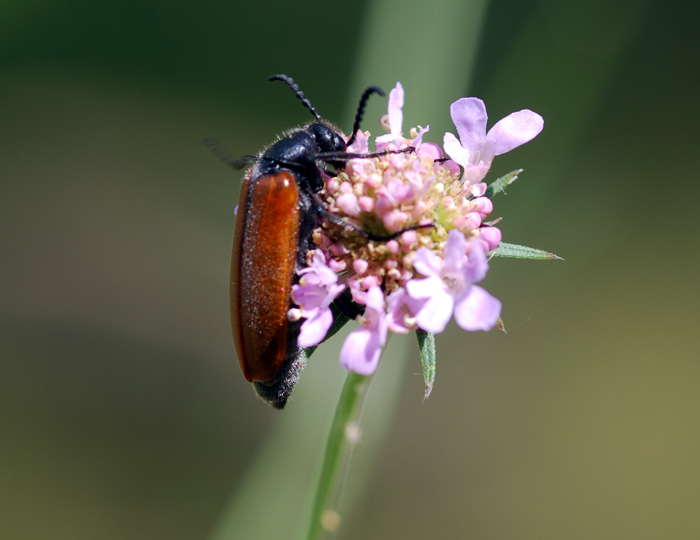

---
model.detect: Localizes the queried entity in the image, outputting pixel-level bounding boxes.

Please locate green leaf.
[496,318,507,333]
[485,169,522,198]
[416,329,436,399]
[488,242,563,260]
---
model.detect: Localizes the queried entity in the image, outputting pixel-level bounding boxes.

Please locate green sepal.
[305,303,351,359]
[485,169,522,198]
[416,329,436,399]
[488,242,563,260]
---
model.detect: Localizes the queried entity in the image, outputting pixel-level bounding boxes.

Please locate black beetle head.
[308,123,347,154]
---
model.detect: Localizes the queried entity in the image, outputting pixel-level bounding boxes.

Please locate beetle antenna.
[268,74,322,121]
[346,85,385,147]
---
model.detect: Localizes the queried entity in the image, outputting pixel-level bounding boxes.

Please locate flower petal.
[443,132,468,167]
[386,288,414,333]
[443,229,467,273]
[471,183,487,197]
[375,132,396,144]
[450,97,488,158]
[406,276,443,300]
[465,240,489,283]
[298,307,334,347]
[483,109,544,161]
[364,285,385,317]
[412,247,443,278]
[340,327,384,375]
[462,162,491,184]
[453,285,501,331]
[387,82,404,136]
[417,141,442,160]
[412,124,429,149]
[347,130,370,154]
[412,289,454,334]
[478,226,502,252]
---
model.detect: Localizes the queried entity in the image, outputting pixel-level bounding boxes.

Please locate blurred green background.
[2,0,699,538]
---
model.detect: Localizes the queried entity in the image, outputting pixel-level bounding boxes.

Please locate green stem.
[304,371,371,540]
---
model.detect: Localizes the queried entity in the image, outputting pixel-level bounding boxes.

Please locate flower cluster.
[290,83,543,376]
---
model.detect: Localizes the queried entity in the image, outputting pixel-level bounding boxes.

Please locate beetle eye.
[333,133,346,151]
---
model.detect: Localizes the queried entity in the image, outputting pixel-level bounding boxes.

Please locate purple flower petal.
[412,287,454,334]
[364,285,385,315]
[443,160,461,177]
[412,247,443,278]
[450,97,488,158]
[443,132,468,167]
[462,162,491,184]
[376,82,405,146]
[471,183,487,197]
[387,82,404,137]
[465,240,489,283]
[298,307,334,347]
[291,249,345,348]
[443,229,467,273]
[483,110,544,161]
[386,288,421,333]
[405,275,442,300]
[478,226,502,252]
[336,193,361,217]
[412,124,429,149]
[347,130,370,154]
[340,326,383,375]
[453,285,501,331]
[340,286,387,375]
[417,141,443,160]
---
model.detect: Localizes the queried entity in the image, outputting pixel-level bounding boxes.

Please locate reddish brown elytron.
[230,171,300,382]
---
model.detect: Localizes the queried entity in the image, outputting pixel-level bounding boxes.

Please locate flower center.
[442,273,464,295]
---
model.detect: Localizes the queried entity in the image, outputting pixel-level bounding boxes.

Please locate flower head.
[285,83,546,384]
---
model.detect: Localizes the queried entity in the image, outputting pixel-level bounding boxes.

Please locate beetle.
[219,74,393,408]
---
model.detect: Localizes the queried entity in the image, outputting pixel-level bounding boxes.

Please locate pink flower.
[385,288,423,334]
[406,229,501,334]
[412,125,430,151]
[340,286,388,375]
[443,98,543,184]
[291,250,346,347]
[376,83,405,150]
[347,129,370,154]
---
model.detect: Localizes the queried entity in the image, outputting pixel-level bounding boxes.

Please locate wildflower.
[290,250,346,348]
[287,82,551,389]
[376,82,430,153]
[347,129,370,154]
[375,83,405,149]
[443,97,544,190]
[406,230,501,334]
[340,286,388,375]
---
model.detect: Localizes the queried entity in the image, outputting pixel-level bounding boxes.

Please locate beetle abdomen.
[230,171,300,382]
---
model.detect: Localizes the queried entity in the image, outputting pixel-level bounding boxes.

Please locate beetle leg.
[312,196,435,241]
[313,146,415,162]
[332,289,365,320]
